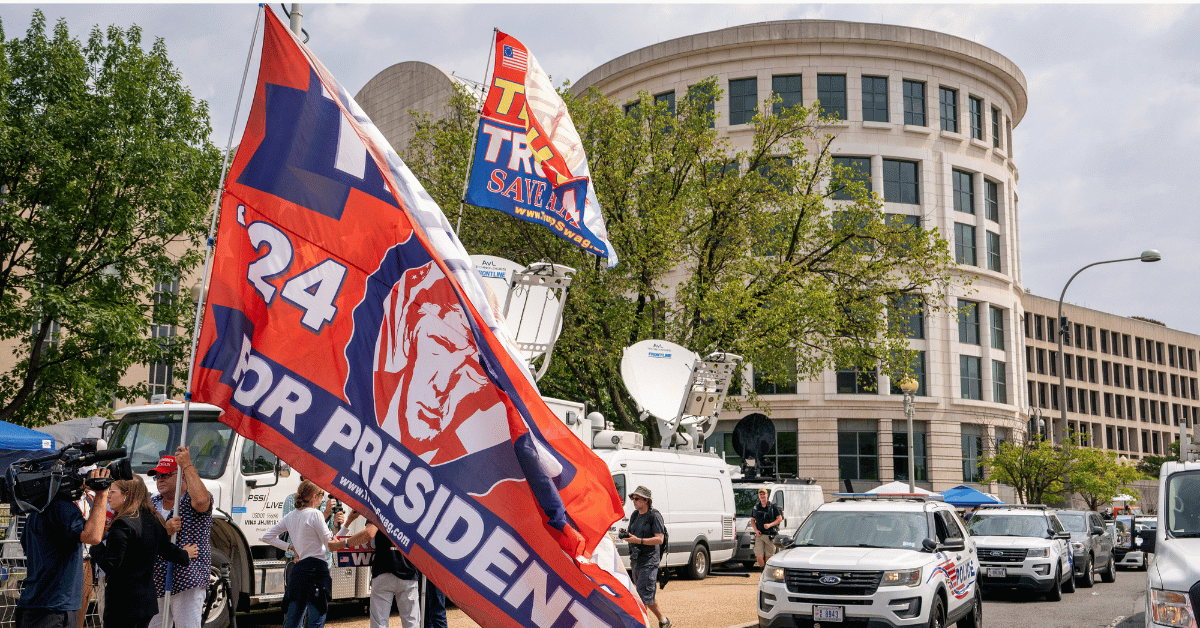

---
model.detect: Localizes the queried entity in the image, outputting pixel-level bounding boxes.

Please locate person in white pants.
[342,512,419,628]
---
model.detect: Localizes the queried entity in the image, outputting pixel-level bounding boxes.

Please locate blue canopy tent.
[941,484,1004,507]
[0,421,56,473]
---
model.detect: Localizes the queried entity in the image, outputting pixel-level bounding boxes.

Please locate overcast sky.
[3,3,1197,334]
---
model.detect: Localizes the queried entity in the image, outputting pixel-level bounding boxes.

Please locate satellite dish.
[469,255,564,364]
[732,413,776,478]
[620,340,700,422]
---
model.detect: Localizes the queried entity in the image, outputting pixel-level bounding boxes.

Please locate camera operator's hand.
[165,516,182,536]
[87,467,112,491]
[334,511,345,527]
[325,497,336,513]
[183,543,200,560]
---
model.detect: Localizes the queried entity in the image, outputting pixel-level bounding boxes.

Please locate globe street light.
[900,377,920,494]
[1055,250,1161,445]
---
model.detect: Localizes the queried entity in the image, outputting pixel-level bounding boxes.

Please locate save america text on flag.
[191,8,644,628]
[464,31,618,268]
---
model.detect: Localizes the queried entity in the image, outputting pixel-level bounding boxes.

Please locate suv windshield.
[1057,513,1087,533]
[966,514,1049,537]
[734,488,760,517]
[109,411,232,479]
[1166,471,1200,537]
[793,510,928,549]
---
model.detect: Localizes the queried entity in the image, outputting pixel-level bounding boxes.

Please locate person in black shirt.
[624,486,670,628]
[751,488,783,568]
[342,511,419,628]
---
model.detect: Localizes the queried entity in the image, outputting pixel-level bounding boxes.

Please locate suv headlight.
[1070,542,1083,551]
[1149,589,1198,628]
[762,566,787,583]
[881,568,921,587]
[1026,547,1050,558]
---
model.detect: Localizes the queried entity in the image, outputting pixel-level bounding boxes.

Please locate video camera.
[0,439,133,514]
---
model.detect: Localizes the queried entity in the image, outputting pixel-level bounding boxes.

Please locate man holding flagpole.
[148,447,213,628]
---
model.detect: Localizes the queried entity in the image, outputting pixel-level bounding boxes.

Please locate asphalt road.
[237,563,1151,628]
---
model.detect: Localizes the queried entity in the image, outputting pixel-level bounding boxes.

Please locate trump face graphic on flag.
[345,237,525,496]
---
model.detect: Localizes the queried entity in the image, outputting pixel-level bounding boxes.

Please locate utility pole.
[289,3,303,36]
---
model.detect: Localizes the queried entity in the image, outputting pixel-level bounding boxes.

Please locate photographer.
[16,467,112,628]
[622,486,671,628]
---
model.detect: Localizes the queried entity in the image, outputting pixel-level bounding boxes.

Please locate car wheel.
[1046,566,1063,601]
[1078,555,1094,588]
[928,595,945,628]
[1062,562,1076,593]
[1100,554,1116,583]
[956,588,982,628]
[686,544,710,580]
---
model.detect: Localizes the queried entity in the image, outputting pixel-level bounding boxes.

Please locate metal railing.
[0,539,104,628]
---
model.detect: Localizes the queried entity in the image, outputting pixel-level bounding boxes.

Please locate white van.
[594,447,736,579]
[731,480,824,567]
[1141,460,1200,628]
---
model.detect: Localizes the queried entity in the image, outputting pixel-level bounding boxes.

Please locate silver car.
[1052,509,1116,586]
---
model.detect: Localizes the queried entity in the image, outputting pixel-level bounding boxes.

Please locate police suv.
[758,496,981,628]
[965,505,1075,600]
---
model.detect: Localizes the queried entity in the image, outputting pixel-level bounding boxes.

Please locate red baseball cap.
[148,455,178,477]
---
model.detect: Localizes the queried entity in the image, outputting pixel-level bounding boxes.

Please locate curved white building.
[574,21,1030,497]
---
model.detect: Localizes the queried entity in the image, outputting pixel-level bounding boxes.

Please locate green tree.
[0,12,220,425]
[983,437,1075,505]
[406,79,959,442]
[1068,447,1143,511]
[1136,440,1180,478]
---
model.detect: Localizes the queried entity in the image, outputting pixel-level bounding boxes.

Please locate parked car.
[1114,514,1157,570]
[965,505,1075,600]
[1139,460,1200,628]
[758,495,981,628]
[1051,509,1116,586]
[731,479,823,568]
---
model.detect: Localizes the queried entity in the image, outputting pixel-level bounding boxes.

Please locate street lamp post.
[900,377,919,494]
[1054,250,1161,445]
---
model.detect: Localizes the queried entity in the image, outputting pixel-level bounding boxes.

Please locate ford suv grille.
[977,548,1026,563]
[784,570,883,596]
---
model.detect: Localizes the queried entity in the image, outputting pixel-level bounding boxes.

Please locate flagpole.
[453,28,498,236]
[165,4,263,623]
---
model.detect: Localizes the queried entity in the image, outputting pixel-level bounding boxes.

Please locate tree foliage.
[1137,439,1180,478]
[405,79,958,442]
[1068,447,1144,511]
[0,11,221,425]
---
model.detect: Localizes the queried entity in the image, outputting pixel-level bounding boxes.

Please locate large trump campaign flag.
[192,8,644,628]
[464,31,618,268]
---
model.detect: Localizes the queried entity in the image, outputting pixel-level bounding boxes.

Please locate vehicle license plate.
[813,606,844,622]
[987,567,1006,578]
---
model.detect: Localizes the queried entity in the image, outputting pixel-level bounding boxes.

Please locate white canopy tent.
[864,481,940,496]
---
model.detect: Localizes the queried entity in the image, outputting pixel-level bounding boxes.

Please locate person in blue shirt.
[17,468,112,628]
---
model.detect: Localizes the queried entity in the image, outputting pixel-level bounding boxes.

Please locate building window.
[836,364,879,394]
[903,80,926,126]
[831,156,872,200]
[729,77,758,125]
[753,360,797,395]
[714,425,798,477]
[961,424,985,482]
[889,294,925,339]
[953,169,974,214]
[892,422,928,482]
[985,179,1000,222]
[890,351,927,396]
[969,96,984,139]
[862,76,888,122]
[771,74,803,116]
[961,355,982,400]
[939,86,958,132]
[954,223,977,266]
[817,74,847,121]
[687,82,716,128]
[1086,326,1095,351]
[959,300,980,345]
[148,278,180,401]
[993,360,1008,404]
[1006,119,1013,155]
[990,306,1005,350]
[987,231,1001,272]
[883,159,920,204]
[624,101,640,117]
[991,106,1001,148]
[654,91,675,116]
[838,420,879,481]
